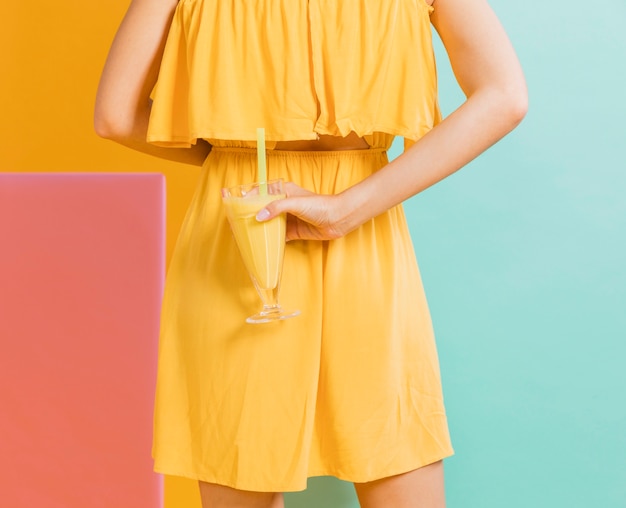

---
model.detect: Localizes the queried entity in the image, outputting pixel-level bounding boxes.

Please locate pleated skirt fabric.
[153,146,453,492]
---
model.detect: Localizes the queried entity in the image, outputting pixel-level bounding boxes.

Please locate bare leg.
[354,461,446,508]
[199,481,284,508]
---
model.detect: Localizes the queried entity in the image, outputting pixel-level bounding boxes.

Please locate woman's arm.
[259,0,528,240]
[94,0,211,166]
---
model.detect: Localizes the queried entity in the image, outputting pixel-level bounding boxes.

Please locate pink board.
[0,173,165,508]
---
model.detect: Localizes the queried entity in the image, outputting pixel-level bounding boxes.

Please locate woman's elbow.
[94,109,130,141]
[94,102,120,140]
[93,113,115,140]
[499,78,529,129]
[507,85,529,126]
[93,99,145,142]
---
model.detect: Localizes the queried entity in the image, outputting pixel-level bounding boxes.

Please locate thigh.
[353,461,446,508]
[199,481,284,508]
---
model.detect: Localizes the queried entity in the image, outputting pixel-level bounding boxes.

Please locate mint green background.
[286,1,626,506]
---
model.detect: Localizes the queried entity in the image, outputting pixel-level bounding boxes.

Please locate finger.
[285,215,299,242]
[256,196,306,221]
[283,181,314,198]
[285,216,316,242]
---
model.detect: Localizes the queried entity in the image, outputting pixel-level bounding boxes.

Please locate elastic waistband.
[211,146,387,158]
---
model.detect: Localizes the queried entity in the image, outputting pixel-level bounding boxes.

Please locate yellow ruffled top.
[147,0,441,148]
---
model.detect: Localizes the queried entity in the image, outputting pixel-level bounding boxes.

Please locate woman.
[95,0,527,507]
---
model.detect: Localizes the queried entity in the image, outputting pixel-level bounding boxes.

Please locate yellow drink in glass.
[221,179,300,323]
[223,194,285,290]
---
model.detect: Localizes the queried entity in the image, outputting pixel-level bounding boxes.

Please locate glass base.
[246,305,301,324]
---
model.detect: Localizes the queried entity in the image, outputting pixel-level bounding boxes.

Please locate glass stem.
[255,286,281,309]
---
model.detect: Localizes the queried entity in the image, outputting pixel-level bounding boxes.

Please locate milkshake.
[221,178,300,323]
[223,193,285,290]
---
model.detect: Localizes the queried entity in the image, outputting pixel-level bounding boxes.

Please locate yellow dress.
[149,0,453,492]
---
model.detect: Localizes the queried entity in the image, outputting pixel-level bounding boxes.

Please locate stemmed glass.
[221,178,300,324]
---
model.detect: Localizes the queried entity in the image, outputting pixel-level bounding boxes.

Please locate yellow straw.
[257,128,268,195]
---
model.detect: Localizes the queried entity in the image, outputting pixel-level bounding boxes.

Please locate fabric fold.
[147,0,440,147]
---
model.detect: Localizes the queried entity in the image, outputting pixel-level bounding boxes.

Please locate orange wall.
[2,2,201,507]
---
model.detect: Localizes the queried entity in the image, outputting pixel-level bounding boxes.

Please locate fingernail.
[256,208,270,221]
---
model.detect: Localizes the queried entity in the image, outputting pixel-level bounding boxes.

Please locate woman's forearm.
[259,87,526,241]
[335,85,527,231]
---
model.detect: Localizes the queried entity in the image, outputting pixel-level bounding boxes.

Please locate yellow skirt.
[153,146,454,492]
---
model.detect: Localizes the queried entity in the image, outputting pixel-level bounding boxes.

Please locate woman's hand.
[256,182,357,242]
